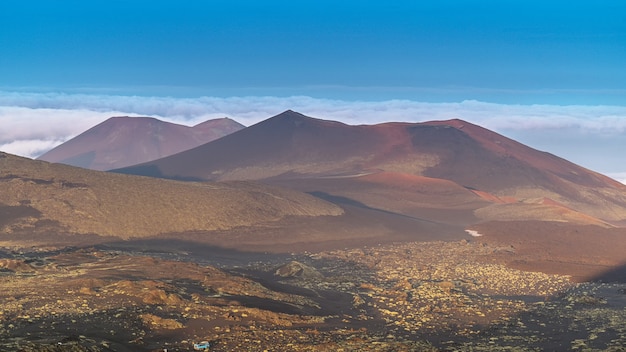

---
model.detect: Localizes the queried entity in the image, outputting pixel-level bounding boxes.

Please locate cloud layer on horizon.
[1,91,625,181]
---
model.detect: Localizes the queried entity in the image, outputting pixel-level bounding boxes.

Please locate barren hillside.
[115,111,626,225]
[1,152,341,241]
[38,116,244,170]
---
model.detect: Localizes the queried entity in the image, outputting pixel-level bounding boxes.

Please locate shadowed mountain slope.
[37,116,244,170]
[115,111,626,224]
[0,152,341,240]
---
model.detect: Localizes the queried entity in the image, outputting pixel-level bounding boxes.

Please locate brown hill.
[470,220,626,282]
[115,110,626,225]
[0,152,342,243]
[37,116,244,171]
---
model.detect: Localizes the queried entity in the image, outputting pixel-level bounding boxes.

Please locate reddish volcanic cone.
[115,111,432,180]
[37,116,243,171]
[115,111,626,224]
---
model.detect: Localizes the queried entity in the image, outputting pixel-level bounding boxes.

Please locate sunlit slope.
[38,116,244,170]
[1,152,342,239]
[115,111,626,225]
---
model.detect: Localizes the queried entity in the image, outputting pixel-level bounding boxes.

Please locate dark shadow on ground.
[441,264,626,350]
[591,262,626,283]
[308,191,440,224]
[96,238,294,267]
[109,164,205,181]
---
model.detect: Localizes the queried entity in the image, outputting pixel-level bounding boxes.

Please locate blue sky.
[1,1,626,181]
[1,0,625,103]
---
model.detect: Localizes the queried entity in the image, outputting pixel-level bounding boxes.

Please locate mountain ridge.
[37,116,244,170]
[114,111,626,225]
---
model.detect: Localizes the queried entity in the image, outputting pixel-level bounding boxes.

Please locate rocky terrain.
[3,113,626,351]
[1,239,625,351]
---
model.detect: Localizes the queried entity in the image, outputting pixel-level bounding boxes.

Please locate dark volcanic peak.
[253,109,349,130]
[114,110,378,180]
[114,112,626,224]
[37,116,244,171]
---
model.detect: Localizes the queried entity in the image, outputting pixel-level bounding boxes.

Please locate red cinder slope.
[422,119,624,190]
[37,116,244,171]
[114,111,626,223]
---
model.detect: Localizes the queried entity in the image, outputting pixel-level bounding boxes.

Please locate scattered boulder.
[438,281,456,294]
[0,258,35,273]
[274,261,323,280]
[140,313,184,329]
[141,289,183,305]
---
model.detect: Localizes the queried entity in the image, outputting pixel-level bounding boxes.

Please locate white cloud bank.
[1,91,625,182]
[0,106,146,158]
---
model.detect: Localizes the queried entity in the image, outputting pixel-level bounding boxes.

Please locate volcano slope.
[0,152,343,247]
[4,111,626,350]
[115,110,626,279]
[38,116,244,171]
